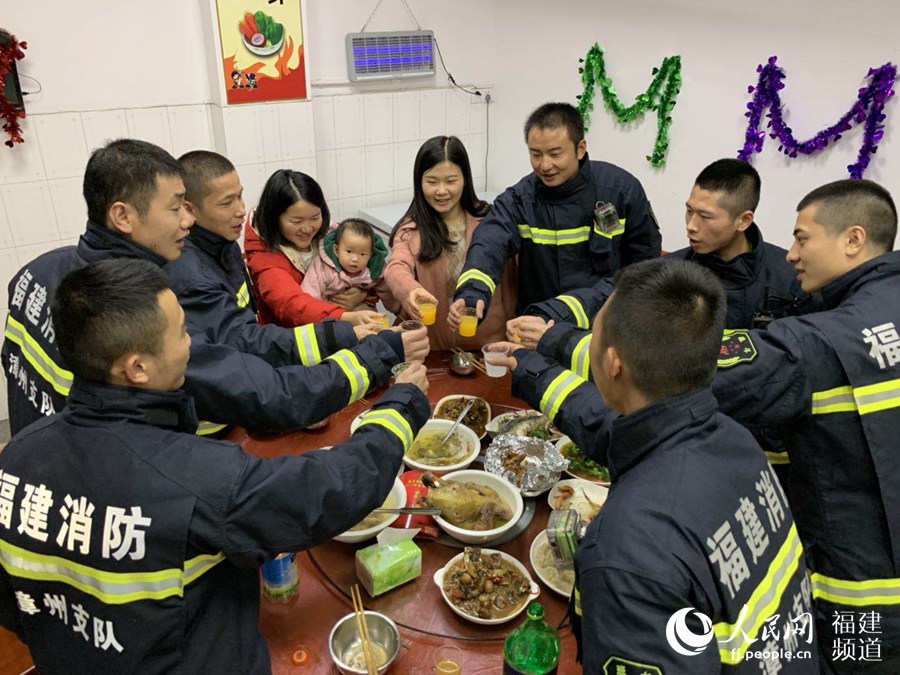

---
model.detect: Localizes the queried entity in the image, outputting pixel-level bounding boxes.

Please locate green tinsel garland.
[577,44,682,168]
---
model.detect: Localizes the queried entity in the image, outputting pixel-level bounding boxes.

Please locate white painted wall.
[485,0,900,252]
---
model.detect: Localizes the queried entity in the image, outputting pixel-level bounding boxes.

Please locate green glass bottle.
[502,603,561,674]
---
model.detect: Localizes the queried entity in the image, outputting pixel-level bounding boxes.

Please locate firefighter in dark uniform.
[711,180,900,673]
[447,101,660,329]
[166,151,384,369]
[487,259,817,673]
[1,139,428,437]
[0,260,431,674]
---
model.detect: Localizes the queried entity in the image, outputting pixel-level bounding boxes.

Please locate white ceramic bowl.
[402,419,481,473]
[432,549,540,624]
[242,33,285,57]
[529,530,575,598]
[433,395,492,440]
[555,436,611,485]
[430,469,523,545]
[334,478,406,544]
[546,479,609,524]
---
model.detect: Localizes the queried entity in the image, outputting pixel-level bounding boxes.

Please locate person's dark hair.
[796,179,897,253]
[389,136,489,263]
[599,258,727,402]
[83,139,184,226]
[53,260,171,383]
[523,102,585,147]
[253,170,330,250]
[334,218,376,249]
[694,159,761,219]
[178,150,236,205]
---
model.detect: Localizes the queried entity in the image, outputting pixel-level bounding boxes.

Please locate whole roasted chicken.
[422,473,513,531]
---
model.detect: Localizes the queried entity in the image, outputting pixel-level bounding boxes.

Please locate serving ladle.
[449,351,476,376]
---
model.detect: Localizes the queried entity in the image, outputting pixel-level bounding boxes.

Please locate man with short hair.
[1,139,427,436]
[449,101,660,322]
[486,259,817,673]
[165,151,379,369]
[0,259,430,674]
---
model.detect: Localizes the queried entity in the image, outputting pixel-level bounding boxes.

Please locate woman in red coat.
[244,170,382,327]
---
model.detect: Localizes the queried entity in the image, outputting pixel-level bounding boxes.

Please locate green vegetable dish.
[560,442,610,483]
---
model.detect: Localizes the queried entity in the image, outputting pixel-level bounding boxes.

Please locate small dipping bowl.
[329,610,401,675]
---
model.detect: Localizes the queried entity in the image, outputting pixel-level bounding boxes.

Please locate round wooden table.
[0,351,582,675]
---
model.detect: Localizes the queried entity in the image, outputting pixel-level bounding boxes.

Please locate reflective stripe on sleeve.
[326,350,370,404]
[573,585,582,617]
[195,421,228,436]
[4,316,73,396]
[811,573,900,607]
[592,219,626,239]
[539,370,584,424]
[0,538,224,605]
[355,409,414,452]
[518,224,590,246]
[556,295,590,329]
[811,379,900,416]
[715,525,804,664]
[235,282,251,309]
[571,333,592,382]
[765,451,791,466]
[455,269,497,296]
[294,324,322,366]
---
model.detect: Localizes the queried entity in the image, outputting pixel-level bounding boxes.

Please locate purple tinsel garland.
[738,56,896,179]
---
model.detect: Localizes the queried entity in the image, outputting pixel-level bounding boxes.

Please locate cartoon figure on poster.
[216,0,308,103]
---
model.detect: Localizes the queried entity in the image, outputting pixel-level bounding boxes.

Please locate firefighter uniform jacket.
[712,250,900,669]
[510,353,817,672]
[0,378,429,674]
[2,222,406,436]
[452,154,660,314]
[165,226,357,368]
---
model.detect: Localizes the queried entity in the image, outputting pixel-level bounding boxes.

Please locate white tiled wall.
[0,86,488,421]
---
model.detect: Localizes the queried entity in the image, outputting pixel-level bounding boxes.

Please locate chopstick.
[452,348,489,375]
[351,584,378,675]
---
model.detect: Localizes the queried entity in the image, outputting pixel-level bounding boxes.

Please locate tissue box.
[355,539,422,597]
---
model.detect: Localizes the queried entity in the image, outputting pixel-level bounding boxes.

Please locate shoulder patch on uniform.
[603,656,664,675]
[718,329,758,369]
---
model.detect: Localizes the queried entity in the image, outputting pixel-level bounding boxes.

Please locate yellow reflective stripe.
[765,451,791,466]
[571,333,592,382]
[195,421,228,436]
[294,324,322,366]
[235,282,251,309]
[0,538,224,605]
[811,379,900,416]
[539,370,584,424]
[574,585,582,617]
[4,316,73,396]
[356,409,414,452]
[715,525,803,664]
[455,269,496,295]
[811,572,900,607]
[556,295,590,329]
[812,385,856,415]
[326,350,370,404]
[518,224,590,246]
[592,218,626,239]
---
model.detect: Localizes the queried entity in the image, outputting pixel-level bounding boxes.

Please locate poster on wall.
[215,0,307,104]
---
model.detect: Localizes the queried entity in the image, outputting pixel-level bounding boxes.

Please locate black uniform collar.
[818,250,900,310]
[534,153,592,201]
[65,379,199,434]
[188,225,239,269]
[605,388,718,481]
[78,221,169,268]
[687,223,765,286]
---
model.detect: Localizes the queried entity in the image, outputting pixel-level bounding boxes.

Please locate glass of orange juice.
[458,308,478,337]
[433,645,463,674]
[377,314,392,330]
[419,301,437,326]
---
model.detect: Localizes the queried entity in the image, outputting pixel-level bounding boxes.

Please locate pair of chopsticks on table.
[451,348,488,375]
[351,584,378,675]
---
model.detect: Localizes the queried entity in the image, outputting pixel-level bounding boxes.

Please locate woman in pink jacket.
[385,136,517,351]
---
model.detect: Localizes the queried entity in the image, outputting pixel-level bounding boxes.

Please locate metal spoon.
[433,399,475,455]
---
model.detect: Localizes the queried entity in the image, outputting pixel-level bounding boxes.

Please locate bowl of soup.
[334,477,406,544]
[403,419,480,473]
